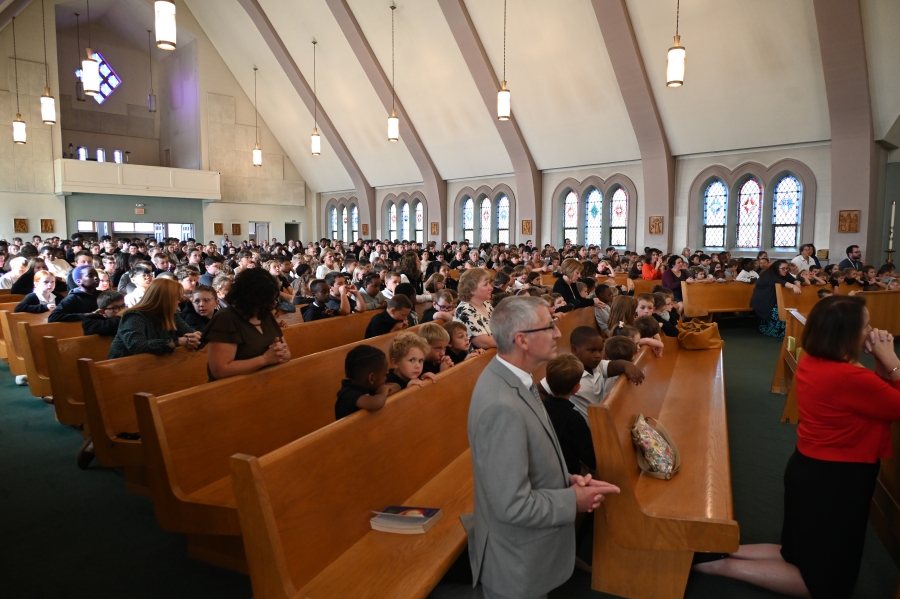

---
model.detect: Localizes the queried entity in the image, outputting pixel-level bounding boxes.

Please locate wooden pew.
[20,321,84,399]
[633,279,658,295]
[871,421,900,571]
[775,284,821,323]
[681,281,755,318]
[46,335,113,429]
[228,354,492,598]
[0,311,49,378]
[856,290,900,335]
[279,310,377,356]
[837,282,863,295]
[131,325,427,571]
[588,337,739,599]
[773,310,806,424]
[0,302,22,360]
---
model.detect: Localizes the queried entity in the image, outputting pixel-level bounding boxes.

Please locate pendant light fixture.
[74,13,86,101]
[497,0,510,121]
[386,3,399,142]
[147,31,157,113]
[11,17,26,144]
[311,40,320,156]
[252,67,262,167]
[155,1,177,51]
[39,0,56,125]
[81,0,100,97]
[666,0,685,88]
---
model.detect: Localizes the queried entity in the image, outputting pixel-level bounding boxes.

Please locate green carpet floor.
[0,323,896,598]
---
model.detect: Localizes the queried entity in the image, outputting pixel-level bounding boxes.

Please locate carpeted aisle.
[0,324,896,598]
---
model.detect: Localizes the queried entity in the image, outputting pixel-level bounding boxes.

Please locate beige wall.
[201,201,307,246]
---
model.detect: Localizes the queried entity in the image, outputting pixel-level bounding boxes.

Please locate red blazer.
[641,263,661,280]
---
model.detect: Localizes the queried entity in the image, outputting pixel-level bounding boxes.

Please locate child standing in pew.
[634,315,665,357]
[599,336,639,398]
[334,345,402,420]
[82,290,125,336]
[606,295,637,337]
[385,332,437,389]
[543,353,596,475]
[364,295,412,339]
[418,322,454,375]
[443,320,485,365]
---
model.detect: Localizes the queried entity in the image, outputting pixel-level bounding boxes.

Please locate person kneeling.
[334,345,401,420]
[385,332,436,389]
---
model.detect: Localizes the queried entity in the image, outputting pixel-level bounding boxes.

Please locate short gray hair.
[491,296,546,354]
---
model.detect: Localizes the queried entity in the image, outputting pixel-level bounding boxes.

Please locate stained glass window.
[330,207,338,240]
[388,203,397,240]
[585,189,602,246]
[415,201,424,243]
[609,187,628,247]
[351,204,359,240]
[400,202,410,241]
[703,180,728,247]
[736,178,762,248]
[480,198,492,244]
[341,206,349,241]
[75,52,121,105]
[497,196,510,244]
[773,176,802,248]
[563,191,578,244]
[462,197,474,242]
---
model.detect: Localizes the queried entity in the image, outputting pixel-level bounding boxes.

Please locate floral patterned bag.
[630,414,680,480]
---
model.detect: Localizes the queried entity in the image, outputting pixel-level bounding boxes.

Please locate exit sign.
[135,208,145,215]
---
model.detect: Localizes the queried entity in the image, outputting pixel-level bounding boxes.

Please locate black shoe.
[76,437,95,470]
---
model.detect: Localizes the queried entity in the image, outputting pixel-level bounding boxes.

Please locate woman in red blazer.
[694,295,900,598]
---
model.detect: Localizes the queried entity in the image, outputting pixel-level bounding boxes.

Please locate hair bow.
[619,320,625,328]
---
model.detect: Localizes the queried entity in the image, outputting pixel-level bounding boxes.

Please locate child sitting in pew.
[303,280,336,322]
[543,353,596,475]
[443,320,485,365]
[593,284,615,337]
[607,295,637,337]
[394,283,420,326]
[385,332,436,389]
[49,266,99,322]
[418,322,454,375]
[82,290,125,336]
[323,271,367,315]
[634,315,665,357]
[358,272,387,310]
[364,295,412,338]
[421,289,455,323]
[334,345,401,420]
[817,287,833,299]
[651,292,679,337]
[14,271,60,313]
[600,336,639,397]
[180,284,218,331]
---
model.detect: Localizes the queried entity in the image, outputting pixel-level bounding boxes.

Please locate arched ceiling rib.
[861,0,900,142]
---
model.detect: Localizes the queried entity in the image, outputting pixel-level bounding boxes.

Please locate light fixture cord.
[391,4,395,112]
[41,0,49,85]
[676,0,680,36]
[148,30,153,88]
[75,13,81,58]
[86,0,91,49]
[502,0,506,81]
[254,68,258,144]
[12,16,19,114]
[313,41,317,128]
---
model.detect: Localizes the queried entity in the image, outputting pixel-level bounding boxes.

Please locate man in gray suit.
[463,296,619,599]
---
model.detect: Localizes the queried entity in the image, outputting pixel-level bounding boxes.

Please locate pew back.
[20,321,84,398]
[46,335,113,427]
[681,281,755,317]
[837,282,864,295]
[775,284,822,322]
[857,290,900,335]
[279,311,377,356]
[633,279,658,295]
[0,311,49,376]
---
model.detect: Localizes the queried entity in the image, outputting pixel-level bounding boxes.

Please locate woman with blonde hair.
[453,268,497,350]
[108,278,201,359]
[552,258,604,311]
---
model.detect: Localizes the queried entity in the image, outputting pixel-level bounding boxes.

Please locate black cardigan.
[750,272,794,321]
[552,277,593,311]
[14,292,62,314]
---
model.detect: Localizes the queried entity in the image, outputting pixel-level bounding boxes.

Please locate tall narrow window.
[563,191,578,243]
[480,198,491,244]
[609,187,628,247]
[736,178,762,248]
[388,203,397,240]
[351,204,359,240]
[703,180,728,247]
[341,206,349,241]
[330,207,338,240]
[462,197,474,241]
[584,189,602,246]
[400,202,410,241]
[497,196,510,244]
[773,175,802,248]
[414,201,424,243]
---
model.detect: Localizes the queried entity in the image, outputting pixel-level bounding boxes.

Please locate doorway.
[249,222,269,243]
[284,223,300,243]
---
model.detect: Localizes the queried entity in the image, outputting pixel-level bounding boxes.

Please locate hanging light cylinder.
[39,0,56,125]
[387,4,399,142]
[497,81,510,121]
[387,109,399,142]
[11,17,26,144]
[252,143,262,167]
[311,128,321,155]
[155,1,177,51]
[666,36,685,87]
[13,116,26,144]
[252,67,261,167]
[82,1,99,96]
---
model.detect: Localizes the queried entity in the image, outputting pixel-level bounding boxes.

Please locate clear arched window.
[609,187,628,247]
[341,206,349,241]
[584,189,602,246]
[773,175,802,248]
[563,191,578,243]
[400,202,410,241]
[462,197,474,242]
[480,198,492,244]
[703,180,728,247]
[497,196,510,244]
[388,203,397,240]
[351,204,359,240]
[414,201,424,243]
[330,206,338,240]
[736,178,763,248]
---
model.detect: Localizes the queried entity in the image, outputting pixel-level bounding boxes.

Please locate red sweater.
[795,355,900,463]
[641,263,661,280]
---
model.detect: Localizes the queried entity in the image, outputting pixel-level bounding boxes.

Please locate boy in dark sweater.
[180,284,218,331]
[82,290,125,336]
[334,345,401,420]
[303,280,337,322]
[384,332,435,389]
[50,266,99,322]
[443,320,485,364]
[543,353,596,475]
[364,295,412,339]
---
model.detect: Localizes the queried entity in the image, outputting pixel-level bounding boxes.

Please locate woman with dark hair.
[204,267,290,381]
[750,260,804,338]
[661,255,694,310]
[397,250,425,294]
[641,249,663,280]
[695,295,900,599]
[791,244,816,272]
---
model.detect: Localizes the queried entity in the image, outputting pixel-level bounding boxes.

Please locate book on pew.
[370,506,443,534]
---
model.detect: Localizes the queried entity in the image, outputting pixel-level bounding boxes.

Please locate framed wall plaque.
[40,219,54,233]
[838,210,860,233]
[361,224,369,236]
[430,222,439,236]
[232,223,242,236]
[649,216,664,235]
[13,218,27,233]
[213,223,224,236]
[521,220,532,236]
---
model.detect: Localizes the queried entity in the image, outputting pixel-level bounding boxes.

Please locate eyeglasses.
[105,305,125,312]
[518,321,559,335]
[435,304,454,312]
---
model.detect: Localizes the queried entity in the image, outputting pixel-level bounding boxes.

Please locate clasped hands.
[571,473,620,513]
[263,336,291,365]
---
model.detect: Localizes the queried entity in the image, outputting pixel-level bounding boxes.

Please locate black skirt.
[780,448,880,599]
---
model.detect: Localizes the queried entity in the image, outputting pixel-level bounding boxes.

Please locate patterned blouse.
[454,300,493,343]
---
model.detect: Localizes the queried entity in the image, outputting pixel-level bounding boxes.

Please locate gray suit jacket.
[463,357,577,597]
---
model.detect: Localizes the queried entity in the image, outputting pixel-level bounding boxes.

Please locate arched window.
[497,196,510,244]
[773,175,802,248]
[341,206,349,241]
[480,198,491,244]
[584,189,602,246]
[736,178,762,248]
[414,201,424,243]
[351,204,359,240]
[388,203,397,240]
[400,202,410,241]
[330,206,338,240]
[462,197,474,242]
[703,180,728,247]
[563,191,578,243]
[609,187,628,247]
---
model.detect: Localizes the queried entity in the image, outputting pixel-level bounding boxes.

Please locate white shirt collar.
[496,355,534,389]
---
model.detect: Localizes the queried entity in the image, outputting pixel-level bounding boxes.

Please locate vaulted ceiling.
[182,0,899,195]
